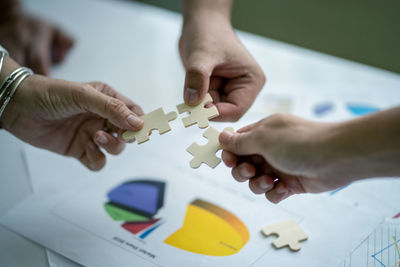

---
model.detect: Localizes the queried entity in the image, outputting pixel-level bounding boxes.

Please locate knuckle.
[187,64,209,78]
[229,110,243,122]
[266,113,288,127]
[106,98,126,114]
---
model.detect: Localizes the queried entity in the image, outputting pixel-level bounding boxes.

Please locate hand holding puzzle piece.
[122,93,226,168]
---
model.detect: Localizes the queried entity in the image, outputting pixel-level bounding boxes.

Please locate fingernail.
[276,184,287,194]
[259,179,271,190]
[95,133,108,145]
[239,167,252,178]
[127,114,143,128]
[185,88,199,104]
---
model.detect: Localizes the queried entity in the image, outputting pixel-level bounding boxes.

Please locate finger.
[265,182,291,204]
[94,130,125,155]
[231,162,256,183]
[212,102,243,122]
[213,79,261,121]
[52,27,74,63]
[248,174,275,194]
[221,150,238,167]
[81,141,106,171]
[237,122,258,133]
[89,82,144,116]
[183,51,218,105]
[219,130,260,156]
[76,84,144,131]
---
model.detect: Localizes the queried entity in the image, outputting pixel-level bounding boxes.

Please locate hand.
[1,75,144,170]
[179,13,265,121]
[219,114,352,203]
[0,14,74,75]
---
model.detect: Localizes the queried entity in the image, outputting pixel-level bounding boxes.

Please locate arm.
[322,107,400,179]
[180,0,265,121]
[219,109,400,203]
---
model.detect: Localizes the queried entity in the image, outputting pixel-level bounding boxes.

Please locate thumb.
[219,130,260,156]
[184,52,217,105]
[77,85,143,131]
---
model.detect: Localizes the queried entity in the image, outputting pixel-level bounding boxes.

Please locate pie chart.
[164,199,249,256]
[104,179,165,239]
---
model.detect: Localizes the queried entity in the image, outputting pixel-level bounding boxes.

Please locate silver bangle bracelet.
[0,45,9,75]
[0,67,33,119]
[0,67,30,100]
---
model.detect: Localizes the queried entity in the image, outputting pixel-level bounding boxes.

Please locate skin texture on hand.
[180,0,265,122]
[1,59,144,170]
[219,111,400,203]
[0,7,74,75]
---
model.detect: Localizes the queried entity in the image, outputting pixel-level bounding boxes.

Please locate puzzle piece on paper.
[122,108,177,144]
[261,220,308,251]
[187,127,234,169]
[176,93,219,129]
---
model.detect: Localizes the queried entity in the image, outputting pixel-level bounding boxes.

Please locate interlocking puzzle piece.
[186,127,234,169]
[261,220,308,251]
[176,93,219,128]
[122,108,177,144]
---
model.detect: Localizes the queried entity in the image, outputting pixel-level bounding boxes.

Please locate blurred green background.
[134,0,400,73]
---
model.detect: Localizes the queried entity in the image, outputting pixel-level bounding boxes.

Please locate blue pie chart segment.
[107,182,162,216]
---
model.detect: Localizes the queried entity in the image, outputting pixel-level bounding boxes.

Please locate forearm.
[182,0,232,25]
[323,107,400,180]
[0,0,22,23]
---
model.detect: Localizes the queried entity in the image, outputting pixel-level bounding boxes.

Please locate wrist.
[0,56,36,131]
[182,0,232,28]
[316,122,362,181]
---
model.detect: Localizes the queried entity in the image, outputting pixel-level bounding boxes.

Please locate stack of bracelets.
[0,44,33,119]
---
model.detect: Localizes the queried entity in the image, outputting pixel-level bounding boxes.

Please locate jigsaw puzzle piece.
[176,93,219,129]
[187,127,234,169]
[122,108,177,144]
[261,220,308,251]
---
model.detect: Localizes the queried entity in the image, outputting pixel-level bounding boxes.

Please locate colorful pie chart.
[104,179,165,239]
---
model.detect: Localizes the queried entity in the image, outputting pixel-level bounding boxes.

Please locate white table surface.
[1,0,399,266]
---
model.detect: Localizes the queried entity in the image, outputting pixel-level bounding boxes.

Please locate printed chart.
[312,101,381,117]
[164,198,249,256]
[340,214,400,267]
[104,179,165,239]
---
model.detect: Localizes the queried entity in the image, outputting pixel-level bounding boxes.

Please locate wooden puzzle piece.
[186,127,234,169]
[261,220,308,251]
[176,93,219,129]
[122,108,177,144]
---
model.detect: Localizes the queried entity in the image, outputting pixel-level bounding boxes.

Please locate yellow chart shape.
[164,199,249,256]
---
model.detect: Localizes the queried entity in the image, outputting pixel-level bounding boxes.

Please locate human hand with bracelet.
[180,0,266,122]
[0,46,144,170]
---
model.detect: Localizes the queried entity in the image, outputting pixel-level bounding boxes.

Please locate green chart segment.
[104,203,149,221]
